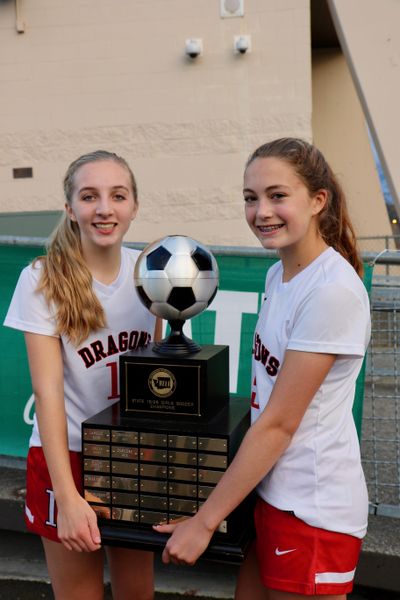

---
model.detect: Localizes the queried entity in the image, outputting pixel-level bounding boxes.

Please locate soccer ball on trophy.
[134,235,219,355]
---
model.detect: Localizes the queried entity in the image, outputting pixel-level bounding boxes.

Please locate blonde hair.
[35,150,137,346]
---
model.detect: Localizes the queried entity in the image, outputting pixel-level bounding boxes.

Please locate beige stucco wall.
[328,0,400,211]
[312,49,392,253]
[0,0,311,246]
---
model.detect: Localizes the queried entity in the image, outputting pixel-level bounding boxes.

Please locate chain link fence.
[363,255,400,517]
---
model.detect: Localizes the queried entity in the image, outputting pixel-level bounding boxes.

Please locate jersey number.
[106,361,120,400]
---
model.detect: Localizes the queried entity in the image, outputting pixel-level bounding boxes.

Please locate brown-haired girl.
[155,138,371,600]
[5,150,160,599]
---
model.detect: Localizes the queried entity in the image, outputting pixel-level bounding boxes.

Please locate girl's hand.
[153,515,214,566]
[56,492,102,553]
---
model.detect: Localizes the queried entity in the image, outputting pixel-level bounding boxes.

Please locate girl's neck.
[280,236,328,282]
[83,244,123,285]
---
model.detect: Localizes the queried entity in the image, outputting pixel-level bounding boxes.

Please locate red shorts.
[25,447,83,543]
[254,499,362,596]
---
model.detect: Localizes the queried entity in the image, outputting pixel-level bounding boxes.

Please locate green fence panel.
[0,245,45,457]
[0,244,372,457]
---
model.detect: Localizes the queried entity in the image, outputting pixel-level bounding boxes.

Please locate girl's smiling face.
[66,159,137,254]
[243,157,326,254]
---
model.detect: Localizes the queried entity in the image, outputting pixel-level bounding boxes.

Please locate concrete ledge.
[0,465,26,533]
[1,464,399,593]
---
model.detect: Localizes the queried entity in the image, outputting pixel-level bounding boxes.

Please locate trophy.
[82,236,253,562]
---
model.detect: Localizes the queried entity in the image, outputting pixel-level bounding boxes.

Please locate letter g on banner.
[23,394,35,426]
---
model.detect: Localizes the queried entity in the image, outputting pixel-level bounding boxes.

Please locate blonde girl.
[5,150,160,600]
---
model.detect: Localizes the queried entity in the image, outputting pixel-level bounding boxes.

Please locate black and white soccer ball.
[134,235,219,321]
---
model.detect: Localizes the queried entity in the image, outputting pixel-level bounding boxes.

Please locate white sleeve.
[287,283,369,356]
[3,264,58,337]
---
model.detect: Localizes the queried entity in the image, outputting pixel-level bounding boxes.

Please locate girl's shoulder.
[16,258,44,290]
[265,258,282,288]
[321,249,366,294]
[122,245,141,265]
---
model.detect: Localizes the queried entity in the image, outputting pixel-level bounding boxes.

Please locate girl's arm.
[154,349,336,565]
[24,332,101,553]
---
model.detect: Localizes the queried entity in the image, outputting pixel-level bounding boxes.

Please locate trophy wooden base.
[99,515,255,564]
[82,396,254,563]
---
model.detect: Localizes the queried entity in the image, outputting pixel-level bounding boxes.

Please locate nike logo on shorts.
[275,547,297,556]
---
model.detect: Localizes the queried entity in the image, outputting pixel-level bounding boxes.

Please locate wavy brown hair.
[35,150,138,346]
[246,138,363,276]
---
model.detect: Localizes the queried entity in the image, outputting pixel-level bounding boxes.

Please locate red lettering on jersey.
[90,340,107,362]
[138,331,149,348]
[78,330,151,368]
[78,347,95,369]
[252,331,280,378]
[251,376,259,408]
[261,345,270,366]
[107,335,119,356]
[266,356,280,377]
[128,330,138,350]
[106,361,119,400]
[118,331,128,352]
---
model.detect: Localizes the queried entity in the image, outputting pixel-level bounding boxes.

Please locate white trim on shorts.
[315,569,356,584]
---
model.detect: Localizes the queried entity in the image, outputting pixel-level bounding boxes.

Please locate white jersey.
[4,246,156,451]
[251,247,371,538]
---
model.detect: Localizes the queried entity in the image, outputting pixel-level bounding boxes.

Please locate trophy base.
[82,397,254,563]
[119,344,229,420]
[99,515,254,564]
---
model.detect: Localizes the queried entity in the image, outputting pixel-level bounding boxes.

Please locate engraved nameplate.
[139,432,168,446]
[84,489,110,504]
[112,508,139,522]
[111,446,138,460]
[168,435,197,450]
[112,430,138,444]
[111,462,138,476]
[139,448,168,462]
[198,469,224,484]
[198,437,227,453]
[168,466,197,481]
[112,492,139,506]
[169,498,197,513]
[139,496,168,511]
[198,454,227,469]
[168,451,197,465]
[84,443,110,458]
[139,464,168,478]
[83,428,110,443]
[140,480,168,494]
[84,458,110,473]
[111,477,139,491]
[84,474,110,488]
[168,482,197,497]
[140,511,167,525]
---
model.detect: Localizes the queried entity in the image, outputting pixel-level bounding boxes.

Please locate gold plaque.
[84,443,110,458]
[111,477,139,491]
[84,474,110,488]
[83,428,110,442]
[112,430,138,444]
[112,492,139,506]
[112,462,138,476]
[112,508,139,522]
